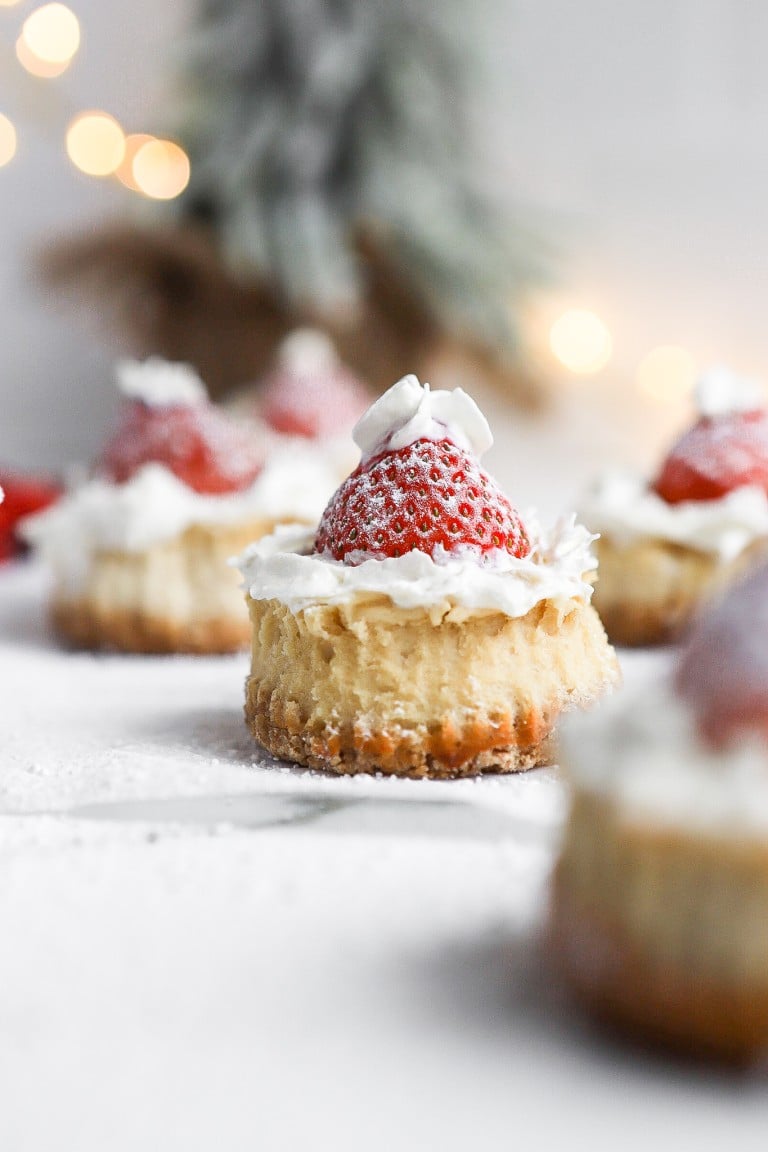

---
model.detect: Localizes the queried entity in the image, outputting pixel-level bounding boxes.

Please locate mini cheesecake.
[582,366,768,645]
[552,560,768,1063]
[23,358,344,654]
[237,375,619,777]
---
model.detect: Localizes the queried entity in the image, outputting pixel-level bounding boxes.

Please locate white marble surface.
[1,563,767,1151]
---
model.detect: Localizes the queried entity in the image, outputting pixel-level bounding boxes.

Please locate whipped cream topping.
[277,329,338,374]
[22,444,344,593]
[236,514,597,619]
[117,358,208,408]
[353,375,493,462]
[695,363,765,418]
[563,680,768,836]
[580,470,768,560]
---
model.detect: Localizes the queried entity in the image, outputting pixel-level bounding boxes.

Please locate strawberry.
[314,437,530,564]
[261,359,369,440]
[0,471,61,561]
[99,401,265,496]
[677,559,768,746]
[652,409,768,504]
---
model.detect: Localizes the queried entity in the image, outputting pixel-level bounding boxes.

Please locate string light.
[549,309,613,375]
[21,4,80,66]
[131,138,190,200]
[637,346,697,403]
[66,112,125,177]
[0,114,17,167]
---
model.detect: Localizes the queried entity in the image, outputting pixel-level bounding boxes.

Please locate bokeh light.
[115,134,156,191]
[66,112,125,177]
[15,34,70,78]
[637,345,697,403]
[21,4,80,65]
[131,139,190,200]
[0,114,18,168]
[0,0,23,7]
[549,309,613,375]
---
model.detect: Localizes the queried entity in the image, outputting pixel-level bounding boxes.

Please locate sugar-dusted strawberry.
[0,471,61,561]
[260,329,370,439]
[314,437,530,564]
[677,559,768,746]
[653,408,768,505]
[99,359,265,496]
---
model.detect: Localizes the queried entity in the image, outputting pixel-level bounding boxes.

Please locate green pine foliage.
[177,0,548,358]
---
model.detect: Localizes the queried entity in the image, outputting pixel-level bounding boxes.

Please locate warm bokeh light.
[131,138,190,200]
[549,309,613,375]
[0,114,17,168]
[637,345,697,403]
[15,34,70,77]
[21,4,80,64]
[0,0,23,7]
[66,112,125,177]
[115,134,155,191]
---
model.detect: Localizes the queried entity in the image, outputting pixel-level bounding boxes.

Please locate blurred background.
[3,0,768,513]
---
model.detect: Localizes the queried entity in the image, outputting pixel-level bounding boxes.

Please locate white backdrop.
[3,0,768,491]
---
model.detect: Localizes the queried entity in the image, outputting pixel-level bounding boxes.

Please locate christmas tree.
[45,0,549,401]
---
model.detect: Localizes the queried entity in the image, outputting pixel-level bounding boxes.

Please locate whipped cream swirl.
[116,357,208,408]
[563,680,768,836]
[23,446,344,593]
[236,514,597,619]
[353,375,492,462]
[580,471,768,560]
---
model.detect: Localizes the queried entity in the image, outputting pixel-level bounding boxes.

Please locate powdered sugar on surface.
[1,562,766,1151]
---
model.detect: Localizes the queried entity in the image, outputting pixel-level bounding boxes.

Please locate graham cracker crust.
[245,677,555,778]
[52,599,251,655]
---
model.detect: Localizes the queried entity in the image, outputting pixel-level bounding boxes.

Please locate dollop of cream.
[353,375,493,462]
[22,446,344,593]
[562,680,768,836]
[235,514,597,620]
[277,328,338,373]
[117,357,208,408]
[580,471,768,560]
[695,363,765,418]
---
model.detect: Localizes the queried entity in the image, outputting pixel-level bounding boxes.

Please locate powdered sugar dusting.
[678,559,768,741]
[262,331,369,440]
[101,395,268,496]
[314,438,529,564]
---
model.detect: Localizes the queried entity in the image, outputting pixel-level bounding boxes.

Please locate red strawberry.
[100,401,265,496]
[261,357,369,439]
[0,471,61,561]
[677,560,768,746]
[314,438,530,564]
[652,409,768,504]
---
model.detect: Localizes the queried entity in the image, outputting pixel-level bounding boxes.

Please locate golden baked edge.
[52,599,251,655]
[550,873,768,1064]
